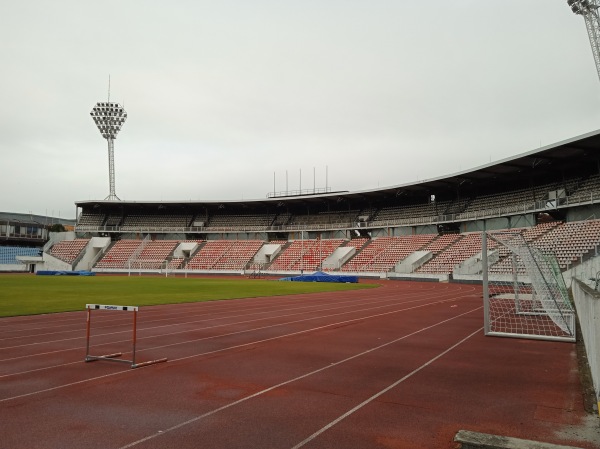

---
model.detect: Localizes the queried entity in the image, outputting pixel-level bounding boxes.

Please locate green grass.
[0,275,377,317]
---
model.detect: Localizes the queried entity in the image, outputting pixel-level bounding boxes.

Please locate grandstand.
[3,129,600,279]
[0,246,41,265]
[0,212,75,272]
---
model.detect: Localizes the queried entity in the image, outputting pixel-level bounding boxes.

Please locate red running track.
[0,281,597,449]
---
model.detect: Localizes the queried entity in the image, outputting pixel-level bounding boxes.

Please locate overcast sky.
[1,1,599,218]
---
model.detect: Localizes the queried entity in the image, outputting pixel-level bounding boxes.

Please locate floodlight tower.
[90,99,127,201]
[567,0,600,82]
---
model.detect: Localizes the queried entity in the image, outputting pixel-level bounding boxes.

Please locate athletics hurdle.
[84,304,168,369]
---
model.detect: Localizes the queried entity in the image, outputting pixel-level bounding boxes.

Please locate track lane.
[0,283,450,346]
[2,281,592,449]
[0,285,473,376]
[0,283,482,449]
[0,288,477,399]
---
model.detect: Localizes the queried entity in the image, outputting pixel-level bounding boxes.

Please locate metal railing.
[75,192,599,234]
[267,187,333,198]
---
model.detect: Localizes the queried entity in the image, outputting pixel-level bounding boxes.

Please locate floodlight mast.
[567,0,600,82]
[90,102,127,201]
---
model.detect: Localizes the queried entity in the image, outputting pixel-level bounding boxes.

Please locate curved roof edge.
[76,128,600,209]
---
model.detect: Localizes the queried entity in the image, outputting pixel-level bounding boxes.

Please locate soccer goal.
[482,231,576,342]
[127,260,170,277]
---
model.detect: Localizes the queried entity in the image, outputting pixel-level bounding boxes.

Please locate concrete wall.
[391,227,413,236]
[322,247,355,270]
[253,243,281,264]
[413,225,438,235]
[173,241,199,259]
[370,228,388,238]
[0,263,27,272]
[372,225,437,237]
[572,279,600,414]
[454,250,499,275]
[76,237,111,271]
[462,215,536,233]
[41,252,72,271]
[566,204,600,222]
[463,219,494,233]
[395,251,432,273]
[563,254,600,289]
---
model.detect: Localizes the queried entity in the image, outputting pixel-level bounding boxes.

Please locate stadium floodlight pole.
[567,0,600,82]
[90,98,127,201]
[301,230,304,274]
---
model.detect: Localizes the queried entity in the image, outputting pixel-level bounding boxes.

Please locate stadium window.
[430,194,436,203]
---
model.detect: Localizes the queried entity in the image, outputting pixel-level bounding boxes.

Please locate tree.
[48,223,66,233]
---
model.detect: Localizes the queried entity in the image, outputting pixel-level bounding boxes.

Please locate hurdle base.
[131,357,168,369]
[85,353,167,369]
[85,353,125,363]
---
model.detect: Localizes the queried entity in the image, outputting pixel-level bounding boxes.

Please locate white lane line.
[0,295,475,399]
[0,287,425,345]
[0,284,398,334]
[116,307,482,449]
[0,293,404,350]
[0,286,466,357]
[0,290,456,378]
[0,292,470,379]
[0,288,388,339]
[0,292,397,363]
[289,327,482,449]
[0,282,457,338]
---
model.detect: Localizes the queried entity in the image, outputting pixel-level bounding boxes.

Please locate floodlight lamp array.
[90,102,127,139]
[567,0,598,15]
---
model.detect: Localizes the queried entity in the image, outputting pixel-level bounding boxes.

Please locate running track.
[0,281,597,448]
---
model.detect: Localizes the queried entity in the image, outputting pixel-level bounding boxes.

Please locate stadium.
[2,2,600,449]
[4,129,600,282]
[2,129,600,448]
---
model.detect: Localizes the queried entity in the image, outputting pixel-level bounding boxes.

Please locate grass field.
[0,274,377,317]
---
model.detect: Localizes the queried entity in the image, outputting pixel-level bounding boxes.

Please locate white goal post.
[482,231,576,342]
[127,260,170,277]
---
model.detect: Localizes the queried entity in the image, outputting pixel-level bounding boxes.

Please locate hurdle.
[84,304,167,369]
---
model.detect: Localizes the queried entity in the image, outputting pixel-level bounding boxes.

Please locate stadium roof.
[76,128,600,210]
[0,211,76,225]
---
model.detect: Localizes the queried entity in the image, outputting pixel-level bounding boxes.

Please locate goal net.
[128,260,170,277]
[482,231,575,342]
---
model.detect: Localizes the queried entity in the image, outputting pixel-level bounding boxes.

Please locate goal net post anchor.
[84,304,168,369]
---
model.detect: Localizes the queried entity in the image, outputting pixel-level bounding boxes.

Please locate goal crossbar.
[84,304,168,368]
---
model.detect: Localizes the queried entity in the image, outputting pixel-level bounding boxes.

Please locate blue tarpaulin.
[279,271,358,283]
[36,271,96,276]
